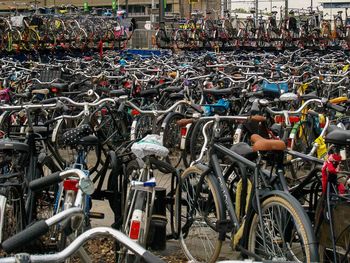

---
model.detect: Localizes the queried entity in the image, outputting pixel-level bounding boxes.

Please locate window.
[322,2,350,8]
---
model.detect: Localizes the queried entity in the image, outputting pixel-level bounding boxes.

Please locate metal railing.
[128,29,157,49]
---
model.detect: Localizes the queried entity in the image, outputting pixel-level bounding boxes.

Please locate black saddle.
[325,129,350,146]
[139,88,158,97]
[229,142,257,161]
[300,91,319,100]
[110,89,128,97]
[203,88,233,96]
[62,124,94,146]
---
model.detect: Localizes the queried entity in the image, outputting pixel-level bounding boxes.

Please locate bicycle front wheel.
[176,166,224,263]
[247,193,319,262]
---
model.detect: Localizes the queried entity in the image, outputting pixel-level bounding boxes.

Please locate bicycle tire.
[176,165,224,263]
[0,187,24,244]
[247,193,319,263]
[161,112,184,168]
[52,118,101,174]
[123,158,179,239]
[318,199,350,263]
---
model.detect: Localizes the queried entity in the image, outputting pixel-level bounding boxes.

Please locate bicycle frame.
[184,116,291,259]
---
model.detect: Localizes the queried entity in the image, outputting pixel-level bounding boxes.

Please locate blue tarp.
[124,49,171,58]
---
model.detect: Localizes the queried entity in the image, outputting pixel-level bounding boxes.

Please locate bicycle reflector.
[274,115,300,124]
[51,87,58,93]
[131,109,140,116]
[63,179,79,192]
[129,209,143,240]
[181,127,187,136]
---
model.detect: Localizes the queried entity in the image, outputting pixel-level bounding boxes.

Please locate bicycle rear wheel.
[318,199,350,263]
[247,193,319,262]
[0,187,24,243]
[176,166,224,263]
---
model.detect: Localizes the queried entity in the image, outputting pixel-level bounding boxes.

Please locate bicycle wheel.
[131,115,155,141]
[0,187,24,243]
[318,200,350,263]
[120,159,178,239]
[161,112,184,168]
[53,119,101,174]
[94,109,129,151]
[190,120,233,163]
[247,193,319,262]
[176,166,224,263]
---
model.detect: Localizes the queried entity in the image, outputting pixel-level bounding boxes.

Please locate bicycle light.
[79,177,94,195]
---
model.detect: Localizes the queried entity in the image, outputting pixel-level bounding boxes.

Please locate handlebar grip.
[142,251,165,263]
[29,171,62,192]
[2,220,49,253]
[327,102,346,113]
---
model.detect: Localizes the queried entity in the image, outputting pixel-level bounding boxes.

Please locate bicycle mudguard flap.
[262,80,288,97]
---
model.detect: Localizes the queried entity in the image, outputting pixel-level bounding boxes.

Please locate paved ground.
[89,159,238,262]
[90,198,238,262]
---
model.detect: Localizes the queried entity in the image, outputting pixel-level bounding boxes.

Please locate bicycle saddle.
[279,92,298,102]
[230,142,257,161]
[62,124,93,146]
[176,118,194,127]
[250,115,267,123]
[300,91,319,100]
[131,135,169,159]
[203,88,233,96]
[168,92,184,100]
[138,88,159,97]
[325,129,350,146]
[0,140,29,153]
[251,134,286,152]
[32,89,49,95]
[78,135,99,146]
[162,86,182,93]
[51,83,68,90]
[110,89,128,97]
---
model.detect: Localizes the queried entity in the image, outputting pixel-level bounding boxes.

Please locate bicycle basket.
[262,80,288,97]
[39,69,62,83]
[0,140,29,174]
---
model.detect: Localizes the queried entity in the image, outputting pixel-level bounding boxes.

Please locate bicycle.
[176,115,319,263]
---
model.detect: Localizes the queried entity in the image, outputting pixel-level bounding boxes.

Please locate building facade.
[0,0,221,20]
[320,0,350,18]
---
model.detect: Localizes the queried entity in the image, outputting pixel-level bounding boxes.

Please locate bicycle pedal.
[89,212,105,219]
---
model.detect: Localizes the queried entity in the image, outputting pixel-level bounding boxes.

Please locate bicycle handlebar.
[0,227,164,263]
[29,169,86,192]
[31,78,60,85]
[266,99,323,115]
[1,207,83,254]
[0,103,58,111]
[126,99,203,115]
